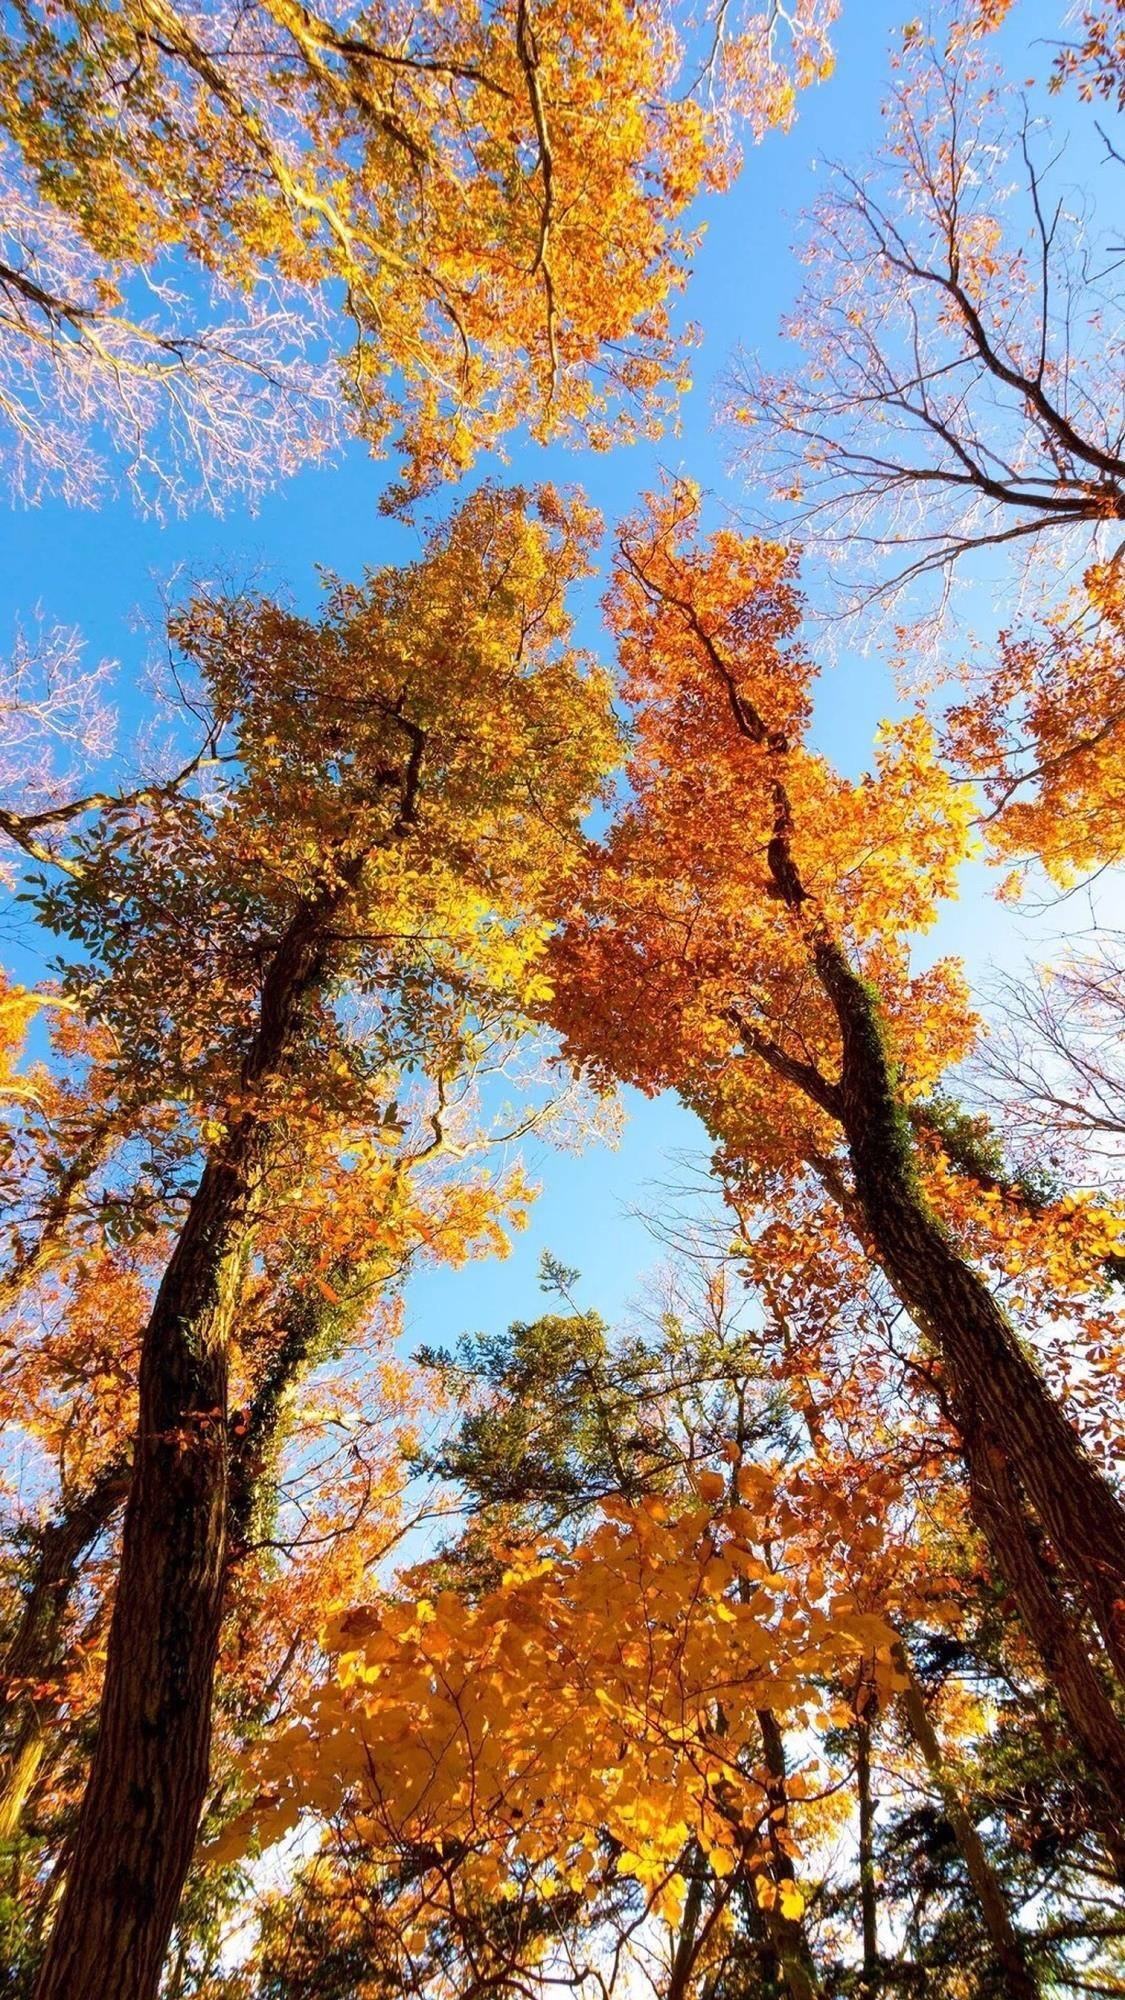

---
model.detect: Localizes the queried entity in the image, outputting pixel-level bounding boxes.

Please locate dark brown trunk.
[802,1148,1125,1851]
[676,593,1125,1977]
[733,1877,785,2000]
[1,1259,370,1853]
[963,1452,1125,1881]
[818,942,1125,1841]
[715,652,1125,1717]
[666,1844,709,2000]
[815,937,1125,1687]
[34,889,343,2000]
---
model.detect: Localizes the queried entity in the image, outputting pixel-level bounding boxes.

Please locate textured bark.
[962,1453,1125,1880]
[704,610,1125,1700]
[703,624,1125,1870]
[666,1844,709,2000]
[800,1142,1125,1847]
[814,934,1125,1687]
[34,886,346,2000]
[733,1874,786,2000]
[0,1263,372,1856]
[893,1637,1041,1999]
[816,938,1125,1840]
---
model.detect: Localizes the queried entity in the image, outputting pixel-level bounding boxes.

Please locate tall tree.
[9,482,616,1999]
[546,481,1125,1841]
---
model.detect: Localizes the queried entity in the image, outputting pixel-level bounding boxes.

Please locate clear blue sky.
[0,0,1095,1353]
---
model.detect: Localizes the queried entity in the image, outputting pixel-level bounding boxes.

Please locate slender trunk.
[754,1710,820,2000]
[0,1461,129,1839]
[666,1843,708,2000]
[726,1404,820,2000]
[733,1871,785,2000]
[0,1111,123,1317]
[893,1636,1041,1999]
[34,888,344,2000]
[855,1691,879,1998]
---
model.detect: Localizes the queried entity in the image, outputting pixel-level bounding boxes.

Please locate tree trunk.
[0,1460,128,1840]
[814,937,1125,1686]
[893,1636,1041,2000]
[0,1255,374,1855]
[962,1452,1125,1880]
[805,1143,1125,1849]
[855,1691,879,1998]
[742,693,1125,1703]
[754,1709,820,2000]
[666,1842,709,2000]
[34,889,343,2000]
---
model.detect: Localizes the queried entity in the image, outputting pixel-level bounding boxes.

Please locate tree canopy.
[2,4,1125,1999]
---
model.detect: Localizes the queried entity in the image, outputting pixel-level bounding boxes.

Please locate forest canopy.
[2,3,1125,1999]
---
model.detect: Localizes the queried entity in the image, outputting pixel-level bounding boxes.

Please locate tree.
[214,1436,913,2000]
[544,480,1125,1851]
[1049,1,1125,115]
[942,555,1125,890]
[971,944,1125,1194]
[0,0,838,509]
[216,1224,1091,1997]
[726,12,1125,626]
[1,482,617,1999]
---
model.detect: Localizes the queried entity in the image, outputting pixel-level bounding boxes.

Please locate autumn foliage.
[2,3,1125,1999]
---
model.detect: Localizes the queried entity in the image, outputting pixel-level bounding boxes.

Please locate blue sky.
[0,0,1097,1354]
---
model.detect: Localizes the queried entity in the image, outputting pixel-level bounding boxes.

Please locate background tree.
[726,11,1125,627]
[971,942,1125,1194]
[217,1231,1125,1998]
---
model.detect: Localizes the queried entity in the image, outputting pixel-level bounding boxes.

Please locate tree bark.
[813,940,1125,1841]
[713,646,1125,1863]
[666,1842,709,2000]
[962,1452,1125,1880]
[705,621,1125,1696]
[813,935,1125,1687]
[34,887,345,2000]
